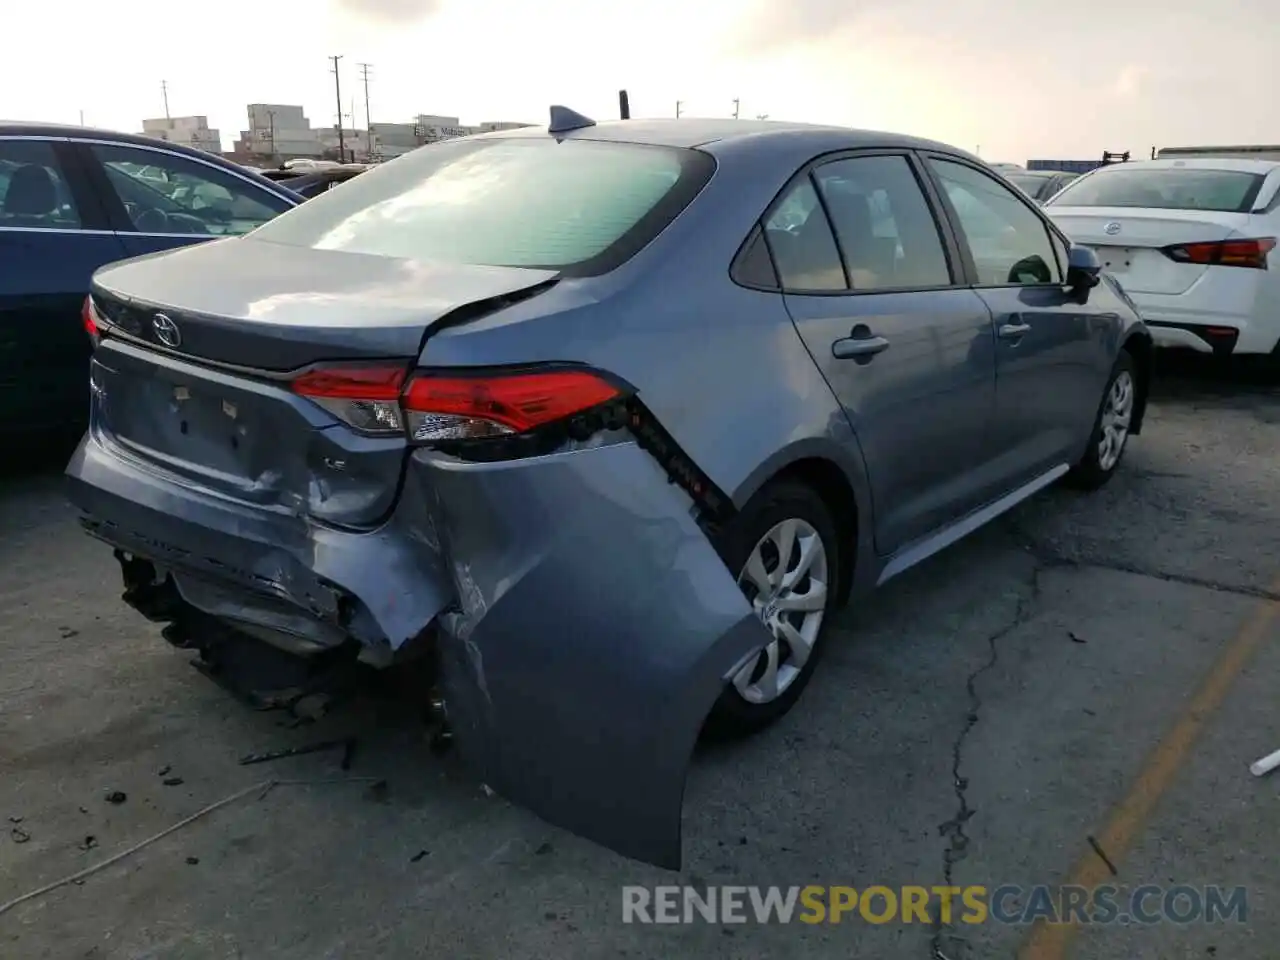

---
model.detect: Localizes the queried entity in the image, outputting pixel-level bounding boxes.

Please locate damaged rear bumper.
[65,432,769,870]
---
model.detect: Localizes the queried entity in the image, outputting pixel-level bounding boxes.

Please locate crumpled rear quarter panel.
[414,438,769,870]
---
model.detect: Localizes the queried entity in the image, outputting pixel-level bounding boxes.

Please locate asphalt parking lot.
[3,355,1279,960]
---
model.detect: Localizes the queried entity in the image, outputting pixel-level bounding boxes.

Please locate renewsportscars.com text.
[621,885,1248,926]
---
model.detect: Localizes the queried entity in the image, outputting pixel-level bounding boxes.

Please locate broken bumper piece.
[65,432,770,870]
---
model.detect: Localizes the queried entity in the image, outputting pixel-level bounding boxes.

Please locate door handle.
[832,334,890,360]
[998,321,1031,340]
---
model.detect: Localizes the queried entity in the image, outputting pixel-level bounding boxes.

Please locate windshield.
[1048,167,1264,212]
[250,137,715,274]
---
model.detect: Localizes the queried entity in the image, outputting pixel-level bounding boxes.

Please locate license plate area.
[1091,245,1137,272]
[104,373,268,484]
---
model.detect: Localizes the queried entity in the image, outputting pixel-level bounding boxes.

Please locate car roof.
[0,120,231,164]
[1093,157,1280,175]
[468,116,977,158]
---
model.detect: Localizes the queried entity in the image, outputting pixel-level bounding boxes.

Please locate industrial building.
[139,116,223,154]
[229,104,532,163]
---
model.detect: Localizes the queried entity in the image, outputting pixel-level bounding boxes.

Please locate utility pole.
[79,110,85,126]
[359,62,374,157]
[267,110,277,164]
[676,100,683,118]
[732,98,740,119]
[161,80,170,119]
[329,55,345,163]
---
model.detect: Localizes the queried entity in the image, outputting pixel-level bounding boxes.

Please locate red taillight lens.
[82,295,100,342]
[291,364,408,435]
[290,364,625,442]
[1163,237,1276,269]
[402,369,623,442]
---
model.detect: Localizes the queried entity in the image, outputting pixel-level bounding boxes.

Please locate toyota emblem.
[152,313,181,348]
[1103,221,1122,236]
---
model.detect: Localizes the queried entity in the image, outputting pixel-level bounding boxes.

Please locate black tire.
[705,479,842,739]
[1066,350,1136,490]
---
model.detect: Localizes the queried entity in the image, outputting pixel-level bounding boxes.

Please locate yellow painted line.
[1019,575,1280,960]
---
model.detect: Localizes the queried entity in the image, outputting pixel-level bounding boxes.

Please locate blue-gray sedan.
[65,109,1152,869]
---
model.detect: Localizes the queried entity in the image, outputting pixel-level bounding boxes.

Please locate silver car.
[66,110,1152,869]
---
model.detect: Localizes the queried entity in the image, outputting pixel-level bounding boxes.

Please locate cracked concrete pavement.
[2,355,1279,959]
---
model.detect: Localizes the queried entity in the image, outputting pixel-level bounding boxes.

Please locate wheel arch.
[730,438,870,606]
[1121,328,1154,435]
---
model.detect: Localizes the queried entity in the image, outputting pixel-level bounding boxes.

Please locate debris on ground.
[8,816,22,824]
[0,776,382,918]
[10,827,30,844]
[1069,631,1088,644]
[1250,748,1280,777]
[534,842,553,856]
[363,780,389,803]
[104,791,127,805]
[157,765,172,777]
[238,738,354,767]
[410,849,429,863]
[291,693,331,723]
[58,627,80,639]
[78,836,98,851]
[162,777,185,787]
[1087,835,1118,876]
[185,856,200,865]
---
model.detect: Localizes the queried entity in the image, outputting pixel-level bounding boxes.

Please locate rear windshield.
[1005,173,1052,197]
[249,137,714,274]
[1048,167,1264,212]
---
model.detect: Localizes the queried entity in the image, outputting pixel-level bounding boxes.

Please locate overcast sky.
[4,0,1276,162]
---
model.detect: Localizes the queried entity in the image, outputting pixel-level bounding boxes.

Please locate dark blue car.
[0,123,300,441]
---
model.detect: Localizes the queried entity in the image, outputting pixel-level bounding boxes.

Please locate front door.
[74,140,295,258]
[923,156,1113,486]
[0,136,127,436]
[769,152,998,556]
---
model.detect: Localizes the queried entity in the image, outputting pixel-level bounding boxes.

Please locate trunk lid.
[1048,206,1255,295]
[88,238,559,526]
[90,237,559,370]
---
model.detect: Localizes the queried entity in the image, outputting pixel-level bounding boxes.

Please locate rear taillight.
[291,365,408,435]
[82,295,101,345]
[1162,237,1276,269]
[402,369,623,442]
[289,364,626,443]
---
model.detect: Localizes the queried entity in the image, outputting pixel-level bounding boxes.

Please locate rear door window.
[88,143,290,237]
[0,139,82,230]
[928,158,1063,286]
[813,155,952,290]
[762,178,847,292]
[249,137,714,274]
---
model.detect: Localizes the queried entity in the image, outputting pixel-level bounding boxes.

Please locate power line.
[359,62,374,157]
[329,55,345,163]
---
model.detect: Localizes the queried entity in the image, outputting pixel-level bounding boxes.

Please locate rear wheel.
[1067,351,1136,490]
[706,480,841,738]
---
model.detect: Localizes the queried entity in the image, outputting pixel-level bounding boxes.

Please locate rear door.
[0,135,126,435]
[924,155,1113,486]
[75,140,296,257]
[771,150,998,556]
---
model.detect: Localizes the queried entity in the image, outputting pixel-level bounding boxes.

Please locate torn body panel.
[414,438,770,870]
[65,430,453,658]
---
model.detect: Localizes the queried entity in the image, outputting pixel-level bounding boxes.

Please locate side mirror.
[1066,244,1102,297]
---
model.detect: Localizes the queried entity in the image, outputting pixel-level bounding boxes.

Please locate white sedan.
[1046,158,1280,356]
